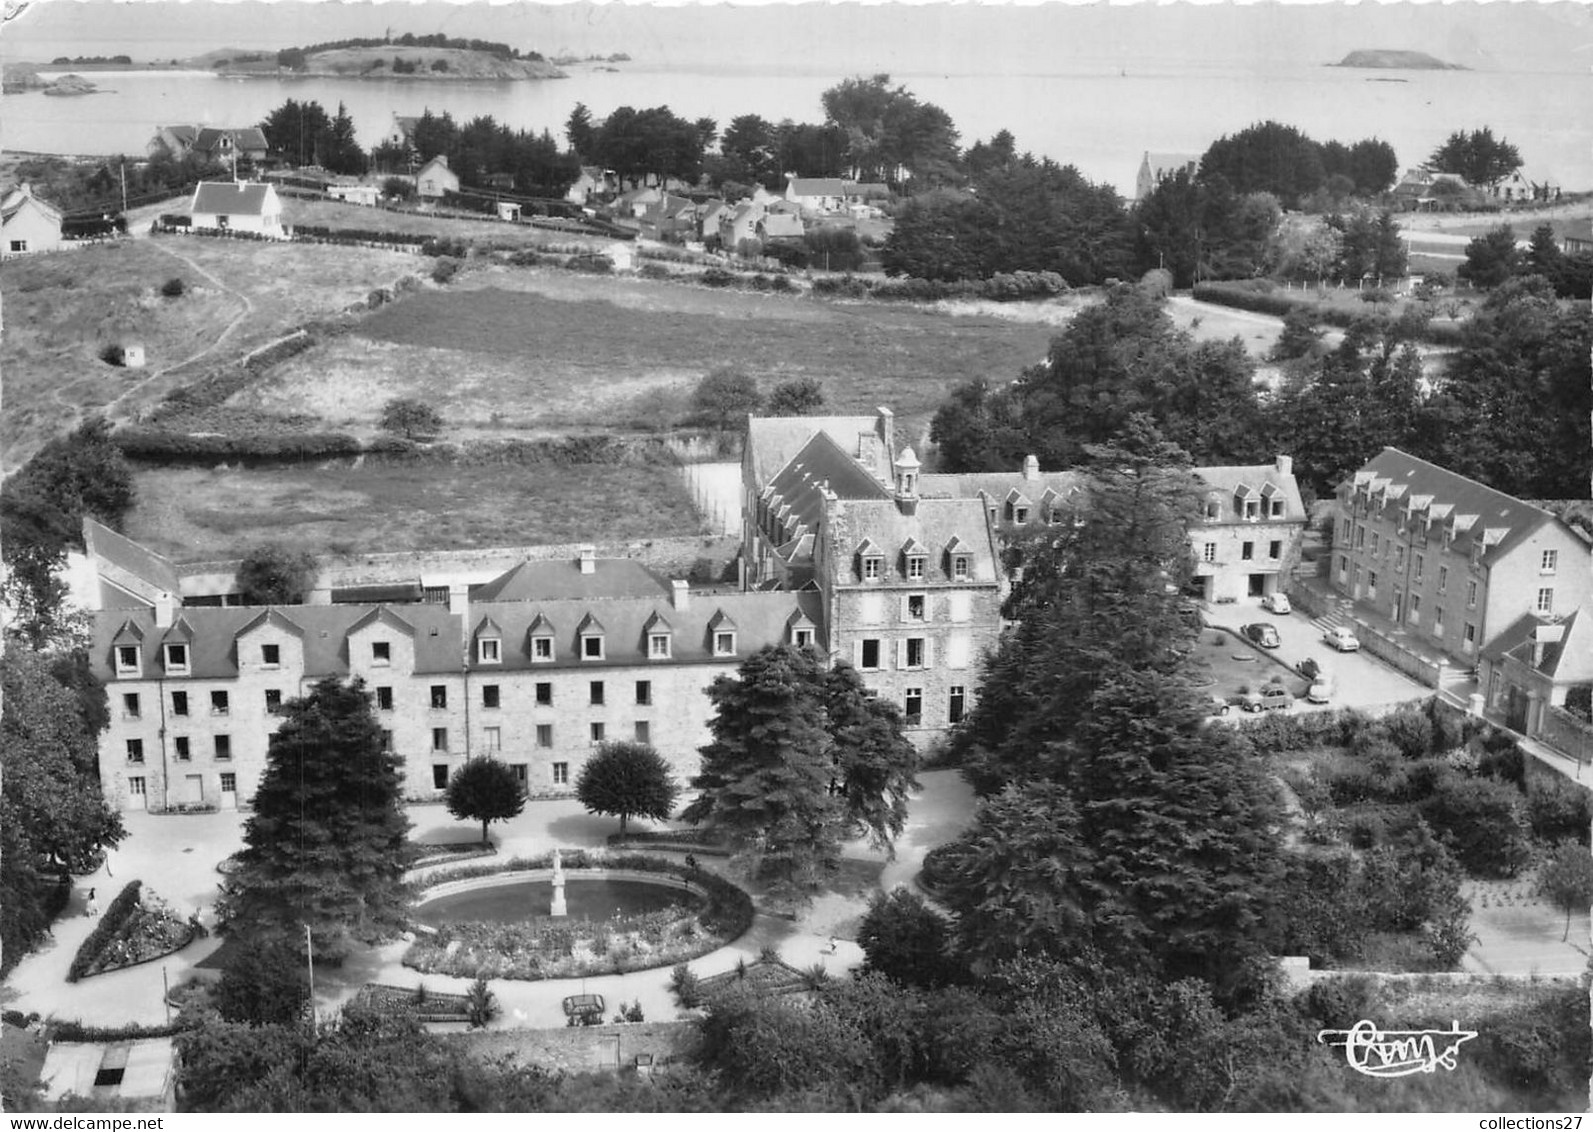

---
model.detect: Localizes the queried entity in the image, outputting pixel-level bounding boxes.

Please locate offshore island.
[1330,49,1467,70]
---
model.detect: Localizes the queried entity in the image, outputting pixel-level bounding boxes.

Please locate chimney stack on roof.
[1276,455,1294,477]
[1023,454,1040,481]
[154,591,176,629]
[578,545,596,575]
[672,579,690,611]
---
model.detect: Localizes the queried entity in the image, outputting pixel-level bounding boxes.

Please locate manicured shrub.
[160,276,186,298]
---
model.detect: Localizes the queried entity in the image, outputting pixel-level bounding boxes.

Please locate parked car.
[1242,685,1294,712]
[1208,692,1234,716]
[1323,626,1361,652]
[1306,678,1334,705]
[1296,656,1323,681]
[1261,592,1292,615]
[1241,622,1281,649]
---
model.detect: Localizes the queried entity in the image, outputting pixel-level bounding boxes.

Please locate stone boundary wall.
[447,1020,699,1074]
[1348,618,1445,687]
[1539,705,1593,765]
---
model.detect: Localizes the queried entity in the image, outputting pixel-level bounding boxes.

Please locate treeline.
[258,99,366,176]
[372,108,580,199]
[1201,120,1398,209]
[49,55,131,65]
[9,151,226,216]
[929,280,1591,502]
[275,33,537,69]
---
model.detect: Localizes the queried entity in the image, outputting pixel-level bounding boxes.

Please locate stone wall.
[447,1020,699,1074]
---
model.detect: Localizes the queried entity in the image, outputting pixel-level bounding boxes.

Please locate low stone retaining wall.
[449,1020,699,1074]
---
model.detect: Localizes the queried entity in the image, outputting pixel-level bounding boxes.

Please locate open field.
[0,235,421,465]
[231,265,1063,444]
[280,196,613,249]
[121,458,704,559]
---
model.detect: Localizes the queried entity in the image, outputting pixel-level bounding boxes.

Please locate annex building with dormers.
[86,522,821,814]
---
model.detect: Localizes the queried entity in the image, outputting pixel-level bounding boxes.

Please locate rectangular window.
[1244,499,1259,520]
[1368,571,1379,600]
[1537,588,1555,615]
[1542,549,1558,574]
[906,638,926,668]
[1409,595,1422,622]
[949,685,966,724]
[122,693,141,719]
[906,594,926,621]
[265,689,282,714]
[214,735,231,761]
[376,686,393,711]
[1434,606,1445,637]
[861,556,881,581]
[1339,519,1351,545]
[536,682,553,706]
[714,631,736,656]
[211,691,229,716]
[1438,565,1448,594]
[126,739,144,763]
[634,720,651,743]
[478,638,501,664]
[220,772,236,794]
[649,633,671,658]
[129,776,146,796]
[261,643,280,668]
[590,681,605,706]
[171,691,189,716]
[433,765,449,790]
[1241,541,1254,561]
[1356,525,1366,549]
[512,764,528,787]
[635,680,652,706]
[116,645,140,674]
[1336,557,1347,583]
[794,628,815,647]
[9,240,26,253]
[1271,498,1284,517]
[1463,623,1477,651]
[1467,580,1478,608]
[432,727,448,752]
[482,684,500,709]
[430,685,447,710]
[906,556,925,580]
[1269,540,1282,560]
[1370,533,1379,556]
[165,644,189,672]
[174,737,191,762]
[952,555,970,581]
[1202,542,1217,563]
[590,722,606,743]
[583,636,604,660]
[484,726,501,752]
[861,639,881,670]
[1394,545,1404,571]
[552,762,569,785]
[380,729,394,752]
[372,641,391,666]
[537,724,554,749]
[533,637,554,661]
[1414,553,1424,582]
[904,688,923,727]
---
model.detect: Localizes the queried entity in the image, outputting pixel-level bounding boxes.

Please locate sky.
[5,0,1592,75]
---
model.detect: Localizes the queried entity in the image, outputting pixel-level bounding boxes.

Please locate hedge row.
[812,270,1068,303]
[115,428,362,463]
[148,329,320,425]
[1192,281,1470,346]
[49,1019,193,1042]
[292,224,428,246]
[67,881,142,983]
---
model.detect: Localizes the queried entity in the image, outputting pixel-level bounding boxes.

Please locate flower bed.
[403,851,753,982]
[68,883,198,982]
[353,982,473,1022]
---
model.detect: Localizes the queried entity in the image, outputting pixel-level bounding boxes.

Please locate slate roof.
[470,558,669,603]
[759,432,892,568]
[825,497,1002,586]
[83,518,180,596]
[1194,462,1308,523]
[1,184,63,225]
[92,603,463,682]
[194,127,267,154]
[466,590,823,671]
[1488,609,1593,682]
[759,212,804,239]
[191,181,275,216]
[746,414,890,490]
[1348,448,1562,562]
[919,469,1087,519]
[787,178,849,198]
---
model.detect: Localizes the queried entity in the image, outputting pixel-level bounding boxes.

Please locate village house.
[149,126,268,167]
[385,113,420,150]
[756,210,805,243]
[188,181,285,239]
[1491,169,1561,204]
[84,526,823,814]
[415,155,460,200]
[718,201,764,249]
[326,179,380,207]
[695,198,732,241]
[564,166,617,205]
[1,183,64,256]
[783,176,855,215]
[639,193,698,240]
[1135,152,1200,200]
[1329,448,1593,679]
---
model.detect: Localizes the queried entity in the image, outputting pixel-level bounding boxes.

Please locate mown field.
[121,457,703,559]
[0,235,420,466]
[229,265,1065,443]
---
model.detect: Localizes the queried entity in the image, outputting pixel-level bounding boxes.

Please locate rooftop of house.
[194,126,269,152]
[190,181,276,215]
[825,496,1002,587]
[1490,608,1593,682]
[786,177,850,197]
[83,518,181,597]
[919,457,1087,515]
[1347,447,1566,560]
[1,183,63,224]
[1194,457,1308,523]
[745,411,893,490]
[470,554,670,603]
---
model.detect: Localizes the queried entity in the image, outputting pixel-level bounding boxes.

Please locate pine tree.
[218,677,410,958]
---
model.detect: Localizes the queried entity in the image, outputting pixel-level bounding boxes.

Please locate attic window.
[533,635,555,662]
[906,554,925,580]
[164,643,189,675]
[714,631,737,657]
[649,632,672,659]
[115,646,141,675]
[1204,499,1221,521]
[478,638,501,664]
[792,626,815,648]
[372,641,391,667]
[1270,498,1284,517]
[582,633,605,660]
[862,555,883,581]
[261,644,280,669]
[952,555,970,581]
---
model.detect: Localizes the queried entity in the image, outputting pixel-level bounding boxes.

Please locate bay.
[5,58,1589,199]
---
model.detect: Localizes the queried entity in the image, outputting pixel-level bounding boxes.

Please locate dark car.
[1241,622,1281,649]
[1296,656,1323,681]
[1242,685,1294,713]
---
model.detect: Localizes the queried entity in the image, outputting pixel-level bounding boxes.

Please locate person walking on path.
[85,887,98,918]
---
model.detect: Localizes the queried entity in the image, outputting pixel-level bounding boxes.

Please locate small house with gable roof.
[2,183,64,256]
[189,181,284,238]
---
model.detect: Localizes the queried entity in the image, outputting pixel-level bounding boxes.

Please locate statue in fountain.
[550,847,567,917]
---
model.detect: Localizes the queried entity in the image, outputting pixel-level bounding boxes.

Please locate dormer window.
[372,641,391,666]
[115,645,141,676]
[906,555,925,580]
[583,634,605,660]
[1014,507,1028,525]
[478,638,501,664]
[792,626,815,647]
[952,555,970,581]
[1204,498,1222,521]
[164,643,189,675]
[533,636,554,661]
[863,556,882,580]
[649,633,672,659]
[857,536,884,582]
[714,631,737,656]
[1270,498,1284,517]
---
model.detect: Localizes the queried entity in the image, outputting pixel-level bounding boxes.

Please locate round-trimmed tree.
[575,741,679,837]
[380,397,443,440]
[445,757,527,845]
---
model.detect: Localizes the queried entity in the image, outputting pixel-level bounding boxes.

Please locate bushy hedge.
[421,236,470,259]
[158,214,191,228]
[49,1019,191,1042]
[293,224,428,247]
[116,428,361,463]
[67,881,142,983]
[1192,281,1469,346]
[811,270,1066,304]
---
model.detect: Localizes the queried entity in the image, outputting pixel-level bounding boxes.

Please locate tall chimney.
[1276,454,1293,477]
[672,579,690,611]
[1023,454,1040,481]
[154,591,175,629]
[578,545,596,576]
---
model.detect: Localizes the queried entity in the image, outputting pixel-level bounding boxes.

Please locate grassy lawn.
[231,266,1061,441]
[122,458,704,559]
[0,235,420,464]
[281,196,609,249]
[1192,628,1307,702]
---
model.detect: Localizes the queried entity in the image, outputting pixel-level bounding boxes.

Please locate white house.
[1,183,64,256]
[189,181,285,239]
[327,181,380,207]
[416,155,460,200]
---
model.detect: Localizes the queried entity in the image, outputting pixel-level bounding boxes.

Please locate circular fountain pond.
[413,875,702,928]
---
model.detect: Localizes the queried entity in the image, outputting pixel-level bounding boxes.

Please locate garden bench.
[562,993,605,1020]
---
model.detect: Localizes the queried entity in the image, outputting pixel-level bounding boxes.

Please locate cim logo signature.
[1317,1019,1479,1078]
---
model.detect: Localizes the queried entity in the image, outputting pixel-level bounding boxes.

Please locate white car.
[1261,592,1291,615]
[1322,625,1361,652]
[1306,679,1335,704]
